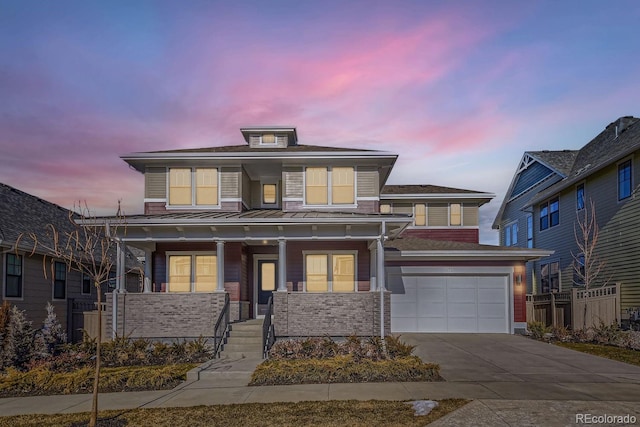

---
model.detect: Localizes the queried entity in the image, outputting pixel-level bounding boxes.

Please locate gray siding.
[145,167,166,199]
[356,166,379,197]
[250,181,261,208]
[283,168,303,198]
[220,168,240,199]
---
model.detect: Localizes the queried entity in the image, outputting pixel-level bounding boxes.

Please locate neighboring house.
[493,116,640,321]
[0,183,140,340]
[105,126,550,339]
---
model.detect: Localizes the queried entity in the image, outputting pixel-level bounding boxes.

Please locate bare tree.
[572,199,608,330]
[18,202,125,427]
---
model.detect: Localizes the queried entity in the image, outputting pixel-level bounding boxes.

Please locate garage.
[389,270,510,333]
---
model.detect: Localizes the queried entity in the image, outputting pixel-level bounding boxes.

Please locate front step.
[220,319,266,359]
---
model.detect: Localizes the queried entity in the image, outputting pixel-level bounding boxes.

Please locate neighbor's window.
[5,253,22,298]
[54,261,66,300]
[168,254,217,292]
[332,167,354,204]
[263,184,277,204]
[305,167,328,205]
[169,168,218,206]
[505,221,518,246]
[539,197,559,230]
[82,273,91,295]
[305,253,355,292]
[540,261,559,293]
[576,183,585,211]
[450,203,462,226]
[526,215,533,248]
[414,204,426,226]
[573,254,585,286]
[618,160,632,201]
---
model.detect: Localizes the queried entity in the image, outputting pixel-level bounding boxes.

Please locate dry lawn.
[556,342,640,366]
[0,399,469,427]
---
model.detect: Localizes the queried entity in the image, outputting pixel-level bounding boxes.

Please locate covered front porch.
[106,211,409,340]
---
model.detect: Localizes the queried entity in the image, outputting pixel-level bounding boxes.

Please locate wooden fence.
[526,283,620,330]
[67,299,107,342]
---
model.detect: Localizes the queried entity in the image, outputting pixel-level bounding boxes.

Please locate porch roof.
[384,237,554,261]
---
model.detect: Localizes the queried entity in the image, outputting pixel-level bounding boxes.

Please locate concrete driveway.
[399,333,640,401]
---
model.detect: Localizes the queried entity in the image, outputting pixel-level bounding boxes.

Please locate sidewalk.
[1,355,639,425]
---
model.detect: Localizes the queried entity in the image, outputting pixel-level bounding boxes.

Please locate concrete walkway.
[1,335,639,426]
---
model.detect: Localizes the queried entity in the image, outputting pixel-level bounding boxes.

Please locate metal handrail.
[213,293,230,358]
[262,295,275,358]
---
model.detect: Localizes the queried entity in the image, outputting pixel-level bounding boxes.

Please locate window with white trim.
[576,183,585,211]
[618,159,632,201]
[53,261,66,300]
[304,252,356,292]
[414,203,426,226]
[167,253,217,292]
[304,167,355,206]
[168,167,219,207]
[5,253,22,298]
[450,203,462,226]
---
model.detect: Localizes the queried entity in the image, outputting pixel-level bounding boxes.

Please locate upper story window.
[169,168,219,207]
[618,159,632,201]
[305,167,355,206]
[5,253,22,298]
[576,183,585,211]
[450,204,462,226]
[263,184,277,204]
[250,133,287,145]
[540,197,559,231]
[505,221,518,246]
[526,214,533,248]
[379,204,391,214]
[54,261,66,300]
[82,273,92,295]
[414,204,426,226]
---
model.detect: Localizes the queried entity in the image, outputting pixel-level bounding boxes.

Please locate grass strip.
[555,342,640,367]
[0,399,469,427]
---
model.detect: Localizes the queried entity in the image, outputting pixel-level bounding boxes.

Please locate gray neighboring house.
[0,183,140,340]
[493,116,640,320]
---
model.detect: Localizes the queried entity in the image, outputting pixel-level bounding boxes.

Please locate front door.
[257,259,278,316]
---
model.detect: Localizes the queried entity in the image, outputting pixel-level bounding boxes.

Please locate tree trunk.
[90,283,102,427]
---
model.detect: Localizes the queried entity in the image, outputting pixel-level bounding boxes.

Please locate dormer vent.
[240,126,298,149]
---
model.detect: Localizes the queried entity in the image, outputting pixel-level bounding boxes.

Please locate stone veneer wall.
[105,292,227,339]
[273,291,391,337]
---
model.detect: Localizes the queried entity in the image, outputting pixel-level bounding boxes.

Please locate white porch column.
[143,249,153,293]
[370,242,377,291]
[376,237,385,291]
[216,240,225,292]
[278,239,287,291]
[115,241,125,293]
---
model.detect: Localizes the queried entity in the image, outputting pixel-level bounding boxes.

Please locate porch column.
[376,237,385,290]
[278,239,287,291]
[216,240,225,292]
[370,242,377,291]
[115,241,125,293]
[143,249,153,293]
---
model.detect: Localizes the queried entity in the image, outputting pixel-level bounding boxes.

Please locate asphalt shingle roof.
[381,185,487,195]
[527,150,579,176]
[144,144,377,154]
[384,237,519,252]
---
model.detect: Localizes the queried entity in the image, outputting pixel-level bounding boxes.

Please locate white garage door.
[390,275,509,333]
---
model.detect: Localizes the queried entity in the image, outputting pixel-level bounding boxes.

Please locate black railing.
[262,295,276,358]
[213,293,230,358]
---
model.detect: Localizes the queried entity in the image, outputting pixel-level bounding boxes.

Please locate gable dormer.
[240,126,298,149]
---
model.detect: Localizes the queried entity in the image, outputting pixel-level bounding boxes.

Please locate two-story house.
[104,126,549,340]
[493,116,640,322]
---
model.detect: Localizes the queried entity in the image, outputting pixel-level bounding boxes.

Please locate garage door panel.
[391,273,509,333]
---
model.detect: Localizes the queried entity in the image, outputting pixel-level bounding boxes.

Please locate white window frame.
[165,251,217,293]
[413,203,426,227]
[303,166,357,208]
[53,261,67,301]
[166,167,221,209]
[260,178,280,208]
[449,203,463,226]
[302,250,358,292]
[3,253,24,300]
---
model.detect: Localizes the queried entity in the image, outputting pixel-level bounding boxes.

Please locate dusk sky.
[1,0,639,244]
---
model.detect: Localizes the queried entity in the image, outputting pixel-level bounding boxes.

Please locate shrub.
[551,326,572,342]
[250,355,441,386]
[386,335,415,358]
[527,321,550,340]
[591,321,622,346]
[3,306,36,370]
[39,303,67,356]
